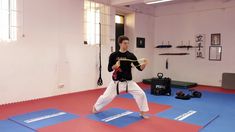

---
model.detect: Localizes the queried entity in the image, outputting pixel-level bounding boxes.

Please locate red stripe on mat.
[140,82,235,94]
[193,85,235,94]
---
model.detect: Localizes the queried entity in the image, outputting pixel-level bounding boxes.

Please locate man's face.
[119,40,129,51]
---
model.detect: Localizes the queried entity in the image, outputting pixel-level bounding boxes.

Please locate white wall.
[5,0,232,104]
[132,13,155,81]
[124,12,155,82]
[125,13,135,51]
[0,0,114,104]
[153,0,235,86]
[0,0,154,104]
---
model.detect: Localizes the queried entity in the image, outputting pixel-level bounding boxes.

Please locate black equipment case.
[151,73,171,96]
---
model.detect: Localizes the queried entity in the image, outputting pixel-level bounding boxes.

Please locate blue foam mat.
[9,109,79,130]
[87,108,143,128]
[119,87,235,132]
[157,107,219,127]
[0,120,35,132]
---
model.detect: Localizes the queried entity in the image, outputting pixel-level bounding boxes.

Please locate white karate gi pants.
[94,80,149,112]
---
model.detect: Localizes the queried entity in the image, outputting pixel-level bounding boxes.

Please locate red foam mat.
[0,83,201,132]
[38,116,201,132]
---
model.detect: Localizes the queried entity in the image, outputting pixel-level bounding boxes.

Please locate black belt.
[116,80,128,95]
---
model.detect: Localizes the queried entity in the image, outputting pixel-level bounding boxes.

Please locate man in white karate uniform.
[93,36,149,118]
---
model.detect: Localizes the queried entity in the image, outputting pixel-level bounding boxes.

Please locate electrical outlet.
[58,83,65,88]
[111,46,114,52]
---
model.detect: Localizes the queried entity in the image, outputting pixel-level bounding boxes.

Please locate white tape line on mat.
[174,110,197,121]
[101,111,133,122]
[24,112,67,124]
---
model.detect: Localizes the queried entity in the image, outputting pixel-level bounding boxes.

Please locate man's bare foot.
[140,111,150,119]
[92,106,99,114]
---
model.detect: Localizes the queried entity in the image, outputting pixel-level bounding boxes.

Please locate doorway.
[115,15,125,51]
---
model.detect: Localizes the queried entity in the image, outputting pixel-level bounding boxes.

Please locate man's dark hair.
[118,35,129,44]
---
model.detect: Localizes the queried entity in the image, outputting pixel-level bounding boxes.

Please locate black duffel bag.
[151,73,171,96]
